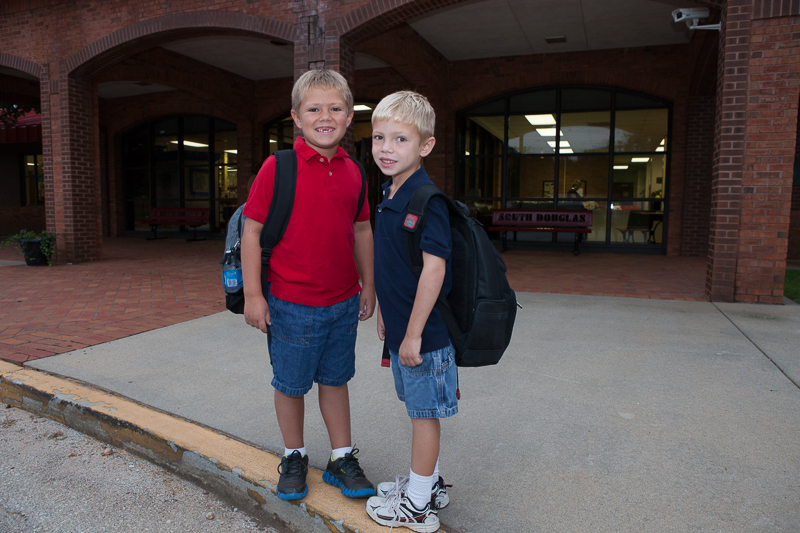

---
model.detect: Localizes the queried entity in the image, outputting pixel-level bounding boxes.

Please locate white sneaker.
[366,490,440,533]
[376,475,450,509]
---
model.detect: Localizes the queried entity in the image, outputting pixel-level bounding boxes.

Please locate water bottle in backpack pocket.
[221,204,246,314]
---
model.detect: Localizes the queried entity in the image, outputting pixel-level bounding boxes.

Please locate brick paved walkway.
[0,237,707,364]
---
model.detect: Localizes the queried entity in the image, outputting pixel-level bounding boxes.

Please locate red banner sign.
[492,209,592,227]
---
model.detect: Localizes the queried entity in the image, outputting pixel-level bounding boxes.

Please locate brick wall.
[736,15,799,301]
[790,112,800,258]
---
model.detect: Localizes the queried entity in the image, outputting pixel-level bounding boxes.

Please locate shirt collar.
[379,167,430,212]
[294,137,348,162]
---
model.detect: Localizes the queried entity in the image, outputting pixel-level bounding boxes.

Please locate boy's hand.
[359,285,376,321]
[399,335,423,367]
[244,295,271,333]
[377,306,385,341]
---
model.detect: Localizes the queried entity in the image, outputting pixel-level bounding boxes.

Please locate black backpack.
[221,149,367,314]
[384,183,518,367]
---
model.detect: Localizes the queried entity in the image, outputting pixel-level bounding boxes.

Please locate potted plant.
[0,229,57,266]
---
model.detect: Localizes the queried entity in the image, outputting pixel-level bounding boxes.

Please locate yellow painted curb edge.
[0,361,392,533]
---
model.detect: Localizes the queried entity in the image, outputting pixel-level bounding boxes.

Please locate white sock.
[434,459,440,480]
[331,446,353,460]
[284,447,306,457]
[407,469,436,511]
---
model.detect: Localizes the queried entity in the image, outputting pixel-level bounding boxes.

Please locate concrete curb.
[0,361,409,533]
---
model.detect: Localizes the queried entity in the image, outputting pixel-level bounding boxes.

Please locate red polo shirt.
[243,137,370,307]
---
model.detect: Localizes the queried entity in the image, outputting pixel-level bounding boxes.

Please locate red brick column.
[47,74,102,263]
[706,0,753,302]
[292,0,357,154]
[707,2,799,303]
[739,14,799,302]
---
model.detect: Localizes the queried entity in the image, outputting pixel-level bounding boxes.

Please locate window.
[121,115,237,233]
[21,154,44,206]
[457,87,670,249]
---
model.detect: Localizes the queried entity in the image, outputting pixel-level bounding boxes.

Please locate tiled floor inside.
[0,237,707,364]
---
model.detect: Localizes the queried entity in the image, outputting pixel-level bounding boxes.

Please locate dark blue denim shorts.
[390,342,459,419]
[267,290,359,397]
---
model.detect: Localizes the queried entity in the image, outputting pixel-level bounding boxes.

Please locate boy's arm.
[376,304,385,340]
[353,219,375,321]
[241,217,270,333]
[398,251,446,367]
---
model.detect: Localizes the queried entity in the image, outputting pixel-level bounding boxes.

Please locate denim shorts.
[267,290,359,397]
[390,342,458,419]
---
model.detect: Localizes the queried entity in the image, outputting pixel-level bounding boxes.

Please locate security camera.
[671,7,720,31]
[672,7,710,23]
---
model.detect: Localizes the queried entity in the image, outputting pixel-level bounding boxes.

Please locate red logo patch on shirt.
[404,214,418,229]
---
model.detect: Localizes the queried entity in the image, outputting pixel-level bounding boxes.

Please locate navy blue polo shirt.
[374,167,452,353]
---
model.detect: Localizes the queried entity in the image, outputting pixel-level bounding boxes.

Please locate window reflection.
[460,157,502,199]
[508,156,555,199]
[265,116,294,158]
[22,154,44,206]
[557,155,608,201]
[463,117,503,156]
[508,115,560,155]
[612,154,665,200]
[561,111,610,153]
[614,109,668,153]
[610,202,664,244]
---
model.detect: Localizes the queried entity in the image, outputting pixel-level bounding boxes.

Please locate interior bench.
[141,207,210,241]
[489,208,593,255]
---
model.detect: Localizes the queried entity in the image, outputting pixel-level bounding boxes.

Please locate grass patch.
[785,270,800,303]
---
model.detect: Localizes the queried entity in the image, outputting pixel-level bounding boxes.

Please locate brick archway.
[50,12,295,263]
[64,11,295,77]
[0,53,45,79]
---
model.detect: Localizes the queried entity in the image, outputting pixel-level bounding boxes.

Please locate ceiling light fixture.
[353,105,372,112]
[170,140,208,148]
[613,165,629,170]
[525,114,556,126]
[545,36,567,44]
[631,157,650,163]
[547,140,571,148]
[536,128,563,137]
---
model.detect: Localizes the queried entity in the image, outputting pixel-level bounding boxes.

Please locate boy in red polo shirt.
[241,69,376,502]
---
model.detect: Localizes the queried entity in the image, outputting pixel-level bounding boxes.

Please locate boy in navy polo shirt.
[241,70,376,502]
[365,91,457,533]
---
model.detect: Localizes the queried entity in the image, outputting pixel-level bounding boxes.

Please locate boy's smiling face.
[371,119,435,185]
[291,87,353,158]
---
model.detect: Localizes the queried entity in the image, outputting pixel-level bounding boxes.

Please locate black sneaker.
[322,448,376,498]
[276,450,308,500]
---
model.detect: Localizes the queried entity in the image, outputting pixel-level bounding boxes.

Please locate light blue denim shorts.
[267,290,359,397]
[390,342,458,419]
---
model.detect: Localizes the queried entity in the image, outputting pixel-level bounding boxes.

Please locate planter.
[21,239,48,266]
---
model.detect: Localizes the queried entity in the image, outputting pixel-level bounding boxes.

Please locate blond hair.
[291,69,353,113]
[371,91,435,140]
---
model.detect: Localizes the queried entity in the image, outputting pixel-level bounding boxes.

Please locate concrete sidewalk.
[3,292,800,532]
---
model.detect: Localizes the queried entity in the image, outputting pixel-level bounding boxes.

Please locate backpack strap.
[260,149,297,264]
[349,156,368,224]
[403,183,464,345]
